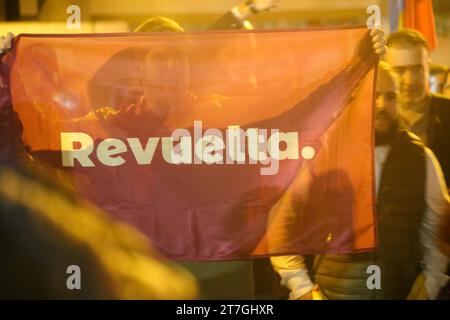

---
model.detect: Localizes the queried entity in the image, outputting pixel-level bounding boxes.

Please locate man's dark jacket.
[428,94,450,186]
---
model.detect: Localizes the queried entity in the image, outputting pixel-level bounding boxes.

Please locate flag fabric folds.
[403,0,437,50]
[389,0,437,50]
[0,27,377,260]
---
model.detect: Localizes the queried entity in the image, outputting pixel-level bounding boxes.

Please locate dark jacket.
[313,130,426,300]
[428,94,450,186]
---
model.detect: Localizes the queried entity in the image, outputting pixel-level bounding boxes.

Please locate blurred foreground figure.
[271,62,450,300]
[0,163,198,299]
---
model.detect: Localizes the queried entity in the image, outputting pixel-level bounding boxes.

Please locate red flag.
[404,0,438,50]
[1,28,377,260]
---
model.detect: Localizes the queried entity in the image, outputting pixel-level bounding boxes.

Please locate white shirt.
[271,143,450,299]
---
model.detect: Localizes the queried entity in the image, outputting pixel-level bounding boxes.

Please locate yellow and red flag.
[390,0,437,50]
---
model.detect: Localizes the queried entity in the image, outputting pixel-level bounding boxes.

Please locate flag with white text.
[0,28,377,260]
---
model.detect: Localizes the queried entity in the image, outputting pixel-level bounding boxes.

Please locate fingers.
[0,35,6,54]
[0,33,14,55]
[371,32,384,43]
[6,32,14,50]
[372,33,386,43]
[373,43,386,55]
[370,30,386,44]
[374,45,387,55]
[370,28,387,55]
[370,28,384,37]
[373,44,387,55]
[372,41,385,50]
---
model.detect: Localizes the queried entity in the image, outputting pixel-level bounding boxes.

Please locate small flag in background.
[389,0,404,32]
[389,0,438,50]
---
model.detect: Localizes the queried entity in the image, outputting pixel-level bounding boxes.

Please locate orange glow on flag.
[1,28,377,260]
[404,0,437,50]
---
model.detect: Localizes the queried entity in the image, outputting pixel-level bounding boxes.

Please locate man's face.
[384,45,429,108]
[375,70,398,141]
[430,72,447,94]
[142,45,190,116]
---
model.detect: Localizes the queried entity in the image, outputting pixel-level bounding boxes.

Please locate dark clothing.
[428,94,450,186]
[313,130,426,300]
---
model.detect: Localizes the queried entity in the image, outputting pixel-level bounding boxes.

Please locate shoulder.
[431,94,450,113]
[397,129,425,149]
[404,130,422,142]
[423,145,439,164]
[423,145,448,191]
[390,130,427,163]
[422,144,447,189]
[431,93,450,103]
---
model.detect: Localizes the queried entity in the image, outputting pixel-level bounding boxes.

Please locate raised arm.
[208,0,278,30]
[250,29,386,135]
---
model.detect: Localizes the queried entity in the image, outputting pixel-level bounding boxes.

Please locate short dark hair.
[387,29,429,50]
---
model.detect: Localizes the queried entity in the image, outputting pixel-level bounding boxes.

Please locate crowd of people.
[0,0,449,300]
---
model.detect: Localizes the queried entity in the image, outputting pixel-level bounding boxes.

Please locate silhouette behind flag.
[1,28,377,260]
